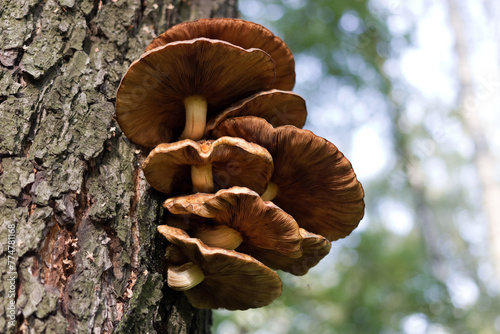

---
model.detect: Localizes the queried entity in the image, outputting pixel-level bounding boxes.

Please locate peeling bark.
[0,0,238,333]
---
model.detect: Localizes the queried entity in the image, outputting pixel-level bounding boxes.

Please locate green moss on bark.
[115,272,164,334]
[30,157,85,205]
[0,158,34,198]
[17,206,52,257]
[1,0,237,332]
[0,69,21,96]
[20,0,86,78]
[66,218,114,329]
[17,257,47,318]
[87,137,135,222]
[0,87,38,155]
[94,0,140,46]
[0,0,38,49]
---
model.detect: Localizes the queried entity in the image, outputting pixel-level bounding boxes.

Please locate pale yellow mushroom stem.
[180,95,208,140]
[167,262,205,291]
[261,182,279,201]
[191,164,214,193]
[195,224,243,250]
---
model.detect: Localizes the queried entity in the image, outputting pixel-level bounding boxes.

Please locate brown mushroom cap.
[146,18,295,90]
[237,228,331,276]
[142,137,274,195]
[116,38,275,147]
[164,186,302,258]
[209,116,365,241]
[205,89,307,136]
[157,225,282,310]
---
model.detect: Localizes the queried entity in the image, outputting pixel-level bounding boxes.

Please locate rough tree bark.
[0,0,237,333]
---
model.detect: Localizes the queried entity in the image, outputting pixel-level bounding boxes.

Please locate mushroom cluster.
[116,18,365,311]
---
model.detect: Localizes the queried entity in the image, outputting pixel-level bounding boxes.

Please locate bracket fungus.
[164,187,303,259]
[157,225,282,310]
[146,18,295,90]
[142,137,273,195]
[116,38,276,147]
[205,89,308,136]
[210,116,365,241]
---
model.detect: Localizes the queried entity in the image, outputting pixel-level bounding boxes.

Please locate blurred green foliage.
[267,0,393,89]
[213,0,500,333]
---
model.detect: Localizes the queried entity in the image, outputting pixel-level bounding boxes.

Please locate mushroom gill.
[116,38,275,147]
[142,137,273,196]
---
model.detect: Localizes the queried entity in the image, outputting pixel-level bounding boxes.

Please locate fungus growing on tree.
[141,137,273,195]
[157,225,282,310]
[116,38,276,147]
[209,116,365,241]
[114,17,365,311]
[205,89,307,136]
[164,186,302,258]
[146,18,295,90]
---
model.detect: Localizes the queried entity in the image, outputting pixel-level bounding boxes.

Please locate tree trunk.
[446,0,500,286]
[0,0,237,333]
